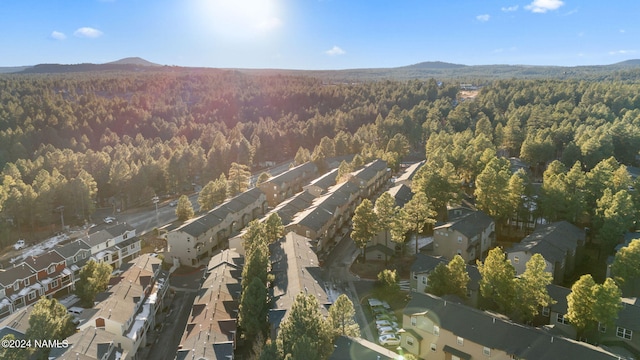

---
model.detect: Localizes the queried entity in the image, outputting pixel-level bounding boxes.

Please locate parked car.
[103,216,116,224]
[13,239,25,250]
[378,334,400,346]
[376,320,399,329]
[377,326,398,335]
[169,200,177,207]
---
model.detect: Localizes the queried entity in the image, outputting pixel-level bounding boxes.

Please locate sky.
[0,0,638,70]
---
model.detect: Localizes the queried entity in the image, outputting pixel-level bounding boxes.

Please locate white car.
[103,217,116,224]
[377,326,398,335]
[376,320,399,329]
[378,334,400,346]
[13,239,25,250]
[169,200,177,207]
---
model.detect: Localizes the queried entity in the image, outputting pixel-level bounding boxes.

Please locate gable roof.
[350,159,387,182]
[269,232,328,322]
[273,190,317,226]
[50,326,122,360]
[262,162,317,187]
[306,168,338,192]
[508,221,584,263]
[24,251,66,271]
[411,254,481,291]
[0,263,36,286]
[290,181,359,232]
[395,160,425,184]
[54,239,91,259]
[386,183,414,208]
[434,210,494,239]
[178,250,243,359]
[405,292,620,360]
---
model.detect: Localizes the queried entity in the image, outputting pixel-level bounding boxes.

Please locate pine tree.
[513,254,554,322]
[402,192,436,255]
[351,199,379,261]
[478,247,516,314]
[239,277,268,341]
[328,294,360,338]
[175,194,194,221]
[277,293,332,360]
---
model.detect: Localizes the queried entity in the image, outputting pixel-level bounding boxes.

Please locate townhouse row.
[0,222,140,320]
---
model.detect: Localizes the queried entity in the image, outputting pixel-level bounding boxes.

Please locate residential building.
[432,210,495,263]
[544,284,640,356]
[410,253,482,307]
[176,249,243,360]
[83,223,140,269]
[0,304,32,336]
[303,168,338,197]
[165,187,266,267]
[23,251,71,297]
[0,263,38,314]
[50,326,128,359]
[258,162,318,207]
[268,232,329,339]
[53,239,92,279]
[347,159,390,198]
[394,160,425,187]
[368,183,414,260]
[401,292,621,360]
[80,254,169,360]
[507,221,585,284]
[286,181,360,252]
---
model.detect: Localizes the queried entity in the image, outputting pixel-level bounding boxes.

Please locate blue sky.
[0,0,638,69]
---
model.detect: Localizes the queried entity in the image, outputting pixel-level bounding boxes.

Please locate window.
[123,232,128,240]
[617,327,632,340]
[406,336,414,346]
[457,236,462,243]
[422,276,427,285]
[13,281,19,291]
[556,314,569,325]
[542,307,549,316]
[28,292,36,301]
[513,256,519,264]
[457,336,464,345]
[433,325,439,336]
[73,255,78,262]
[413,274,418,280]
[457,249,462,256]
[82,252,86,259]
[24,278,30,286]
[47,265,55,274]
[130,244,135,250]
[430,343,437,352]
[483,347,491,356]
[598,323,606,333]
[52,279,59,288]
[411,316,417,326]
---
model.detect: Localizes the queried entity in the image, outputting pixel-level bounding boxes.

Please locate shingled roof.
[405,292,620,360]
[508,221,584,263]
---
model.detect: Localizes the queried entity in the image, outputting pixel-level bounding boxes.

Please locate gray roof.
[306,168,338,192]
[386,183,413,208]
[270,232,328,317]
[395,160,425,183]
[508,221,584,263]
[24,251,65,271]
[0,263,36,286]
[263,162,317,187]
[546,284,571,314]
[176,187,264,238]
[411,254,481,291]
[351,159,387,182]
[54,239,91,259]
[291,181,359,231]
[329,336,399,360]
[273,190,316,225]
[50,326,121,360]
[435,210,494,239]
[176,341,234,360]
[0,305,33,334]
[405,293,620,360]
[83,223,134,247]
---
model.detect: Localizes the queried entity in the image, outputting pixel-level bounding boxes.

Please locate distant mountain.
[613,59,640,67]
[400,61,467,69]
[106,57,161,67]
[0,66,31,74]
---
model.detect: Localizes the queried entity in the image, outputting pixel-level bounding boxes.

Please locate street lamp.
[152,196,160,227]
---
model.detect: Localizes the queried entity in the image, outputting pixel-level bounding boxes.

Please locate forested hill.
[3,58,640,81]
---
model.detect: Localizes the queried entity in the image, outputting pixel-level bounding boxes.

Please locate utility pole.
[56,205,65,231]
[152,196,160,228]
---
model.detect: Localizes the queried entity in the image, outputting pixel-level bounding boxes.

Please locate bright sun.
[192,0,283,41]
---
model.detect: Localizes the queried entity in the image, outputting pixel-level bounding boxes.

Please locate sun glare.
[192,0,283,41]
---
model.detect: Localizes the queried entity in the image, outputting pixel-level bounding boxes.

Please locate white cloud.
[525,0,564,13]
[74,27,103,38]
[325,46,346,56]
[501,5,519,12]
[256,17,282,31]
[476,14,490,22]
[609,50,636,55]
[50,31,66,40]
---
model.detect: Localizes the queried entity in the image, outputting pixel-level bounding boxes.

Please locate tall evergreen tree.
[351,199,379,260]
[239,277,268,342]
[175,194,194,221]
[328,294,360,338]
[477,247,516,314]
[277,293,332,360]
[513,254,554,322]
[402,192,436,255]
